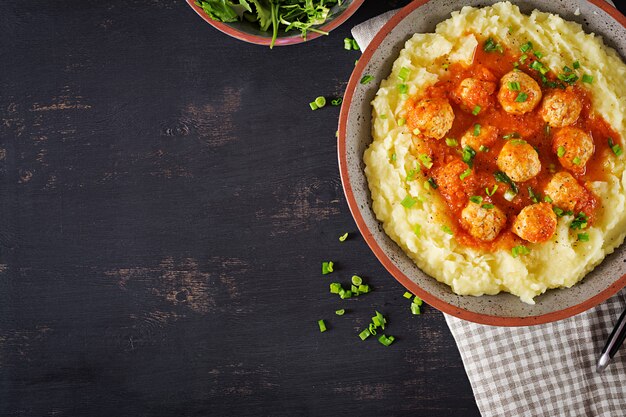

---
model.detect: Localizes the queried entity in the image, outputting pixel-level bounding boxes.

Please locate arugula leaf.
[197,0,239,22]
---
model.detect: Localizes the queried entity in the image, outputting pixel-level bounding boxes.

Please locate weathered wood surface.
[10,0,625,415]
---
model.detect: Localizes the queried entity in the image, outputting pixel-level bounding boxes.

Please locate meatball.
[540,88,583,127]
[552,127,594,174]
[461,125,498,151]
[407,98,454,140]
[496,140,541,182]
[460,201,507,242]
[432,159,477,211]
[455,77,497,113]
[543,172,586,212]
[497,71,542,115]
[512,202,557,243]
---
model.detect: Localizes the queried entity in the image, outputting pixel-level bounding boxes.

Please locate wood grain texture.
[9,0,625,416]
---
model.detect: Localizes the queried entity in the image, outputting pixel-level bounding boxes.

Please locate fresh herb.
[502,132,520,139]
[427,177,438,189]
[481,204,494,209]
[515,92,528,102]
[479,145,489,152]
[520,41,533,53]
[494,171,518,193]
[322,261,334,275]
[573,60,580,69]
[582,74,594,84]
[403,291,413,299]
[378,334,395,346]
[358,328,371,340]
[462,145,476,168]
[331,98,342,106]
[344,37,353,50]
[397,118,406,126]
[398,83,408,94]
[445,138,458,147]
[351,275,363,286]
[410,303,421,315]
[528,187,539,203]
[486,185,498,196]
[339,232,348,242]
[329,282,341,294]
[401,195,417,208]
[508,81,521,91]
[572,156,581,165]
[512,245,531,258]
[570,212,588,230]
[318,319,327,332]
[459,168,472,181]
[483,37,503,53]
[544,195,553,203]
[405,169,417,182]
[360,75,374,85]
[398,67,411,81]
[441,225,454,235]
[418,154,433,169]
[519,54,528,64]
[390,153,397,162]
[413,224,421,237]
[472,105,481,115]
[578,233,589,242]
[534,51,543,59]
[557,72,578,84]
[609,138,623,156]
[469,196,483,204]
[557,146,566,157]
[335,309,345,316]
[473,124,481,137]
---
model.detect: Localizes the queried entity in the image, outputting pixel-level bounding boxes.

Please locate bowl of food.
[187,0,365,48]
[338,0,626,325]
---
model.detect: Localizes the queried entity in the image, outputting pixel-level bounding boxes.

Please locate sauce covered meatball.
[543,172,586,212]
[497,71,542,115]
[455,77,497,113]
[461,125,498,151]
[540,88,582,127]
[460,201,507,241]
[496,140,541,182]
[432,159,477,211]
[407,97,454,139]
[552,127,594,174]
[512,202,557,243]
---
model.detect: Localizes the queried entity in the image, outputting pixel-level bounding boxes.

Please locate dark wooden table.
[5,1,621,415]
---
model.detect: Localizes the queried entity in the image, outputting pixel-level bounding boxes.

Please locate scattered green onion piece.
[483,37,499,52]
[519,54,528,64]
[502,132,521,139]
[508,81,521,91]
[413,224,421,237]
[582,74,594,84]
[360,75,373,85]
[494,171,518,193]
[473,124,481,136]
[390,153,397,162]
[544,195,553,203]
[359,329,371,340]
[413,295,423,306]
[397,118,406,126]
[401,195,417,209]
[398,66,411,81]
[462,145,476,168]
[330,282,342,294]
[511,245,531,258]
[445,138,458,147]
[405,169,417,182]
[398,83,408,94]
[578,233,589,242]
[515,92,528,102]
[534,51,543,59]
[469,196,483,204]
[331,98,343,106]
[351,39,360,51]
[509,139,527,145]
[573,60,580,69]
[418,154,433,169]
[557,146,566,157]
[358,284,370,293]
[318,319,327,332]
[351,284,359,295]
[412,128,420,135]
[553,207,565,217]
[322,261,334,275]
[427,177,438,189]
[472,105,481,115]
[486,185,498,196]
[481,203,494,209]
[378,334,395,346]
[403,291,413,299]
[570,212,588,230]
[460,168,472,181]
[351,275,363,286]
[309,101,318,111]
[315,96,326,108]
[335,309,345,316]
[442,225,454,235]
[563,65,572,73]
[339,232,349,242]
[479,145,489,152]
[504,189,517,201]
[528,187,539,203]
[520,41,533,52]
[410,303,421,315]
[572,156,581,165]
[354,59,358,66]
[344,38,353,50]
[339,289,352,299]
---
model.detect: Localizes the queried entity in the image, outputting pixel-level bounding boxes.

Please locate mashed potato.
[364,2,626,304]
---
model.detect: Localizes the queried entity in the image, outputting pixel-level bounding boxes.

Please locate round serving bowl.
[187,0,365,46]
[338,0,626,326]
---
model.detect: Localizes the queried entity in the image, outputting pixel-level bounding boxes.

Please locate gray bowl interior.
[346,0,626,318]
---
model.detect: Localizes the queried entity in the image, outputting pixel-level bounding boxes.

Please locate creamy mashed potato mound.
[364,2,626,303]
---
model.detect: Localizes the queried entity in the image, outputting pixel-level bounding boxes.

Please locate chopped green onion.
[397,118,406,126]
[441,225,454,235]
[481,203,494,209]
[351,284,359,295]
[413,295,423,306]
[390,153,397,162]
[322,261,334,275]
[462,146,476,168]
[403,292,413,299]
[318,319,327,332]
[309,101,318,111]
[413,224,421,237]
[351,275,363,286]
[534,51,543,59]
[410,303,421,315]
[398,67,411,81]
[459,168,472,181]
[469,195,483,204]
[315,96,326,108]
[358,329,371,340]
[557,72,578,84]
[479,145,489,152]
[445,138,458,147]
[519,54,528,64]
[351,39,360,51]
[486,185,498,196]
[427,177,438,189]
[339,232,349,242]
[368,323,377,335]
[578,233,589,242]
[509,139,527,145]
[511,245,531,258]
[553,207,564,216]
[354,59,358,66]
[504,189,517,201]
[472,105,481,115]
[582,74,594,84]
[544,195,553,203]
[331,98,343,106]
[557,146,566,157]
[405,169,417,182]
[339,289,352,299]
[483,37,500,52]
[563,65,572,73]
[570,212,588,230]
[398,83,408,94]
[609,138,623,156]
[502,132,520,139]
[358,284,370,293]
[473,124,481,137]
[494,171,518,193]
[344,38,353,50]
[528,187,539,203]
[520,41,533,53]
[401,195,417,209]
[412,128,420,135]
[330,282,342,294]
[360,75,374,85]
[335,309,345,316]
[515,92,528,102]
[573,60,580,69]
[572,156,581,165]
[418,154,433,169]
[378,334,395,346]
[508,81,521,91]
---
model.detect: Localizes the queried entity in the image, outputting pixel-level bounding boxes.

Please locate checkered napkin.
[352,6,626,417]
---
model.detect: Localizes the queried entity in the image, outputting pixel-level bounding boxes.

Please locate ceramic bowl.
[187,0,364,46]
[338,0,626,326]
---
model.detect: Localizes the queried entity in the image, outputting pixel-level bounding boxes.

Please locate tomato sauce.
[404,35,622,251]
